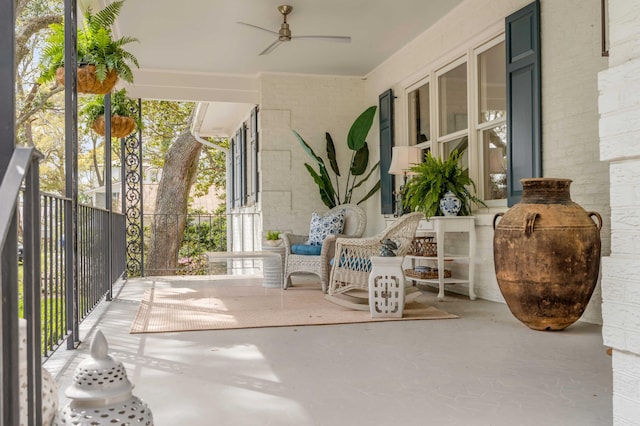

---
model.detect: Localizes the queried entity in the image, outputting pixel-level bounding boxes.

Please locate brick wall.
[259,74,366,236]
[600,0,640,422]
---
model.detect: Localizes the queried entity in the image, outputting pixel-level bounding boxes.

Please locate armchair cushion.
[307,209,345,246]
[291,244,323,256]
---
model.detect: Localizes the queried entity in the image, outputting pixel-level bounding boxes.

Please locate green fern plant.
[80,89,140,129]
[293,106,381,209]
[39,0,139,84]
[402,149,486,219]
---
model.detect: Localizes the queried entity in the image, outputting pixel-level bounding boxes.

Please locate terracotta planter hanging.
[492,178,602,331]
[91,115,136,138]
[55,65,118,94]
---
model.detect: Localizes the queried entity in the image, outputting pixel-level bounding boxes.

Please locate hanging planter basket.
[55,65,118,94]
[91,115,137,138]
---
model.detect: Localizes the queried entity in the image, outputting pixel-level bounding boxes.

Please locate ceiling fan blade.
[236,21,279,36]
[259,39,283,56]
[292,35,352,43]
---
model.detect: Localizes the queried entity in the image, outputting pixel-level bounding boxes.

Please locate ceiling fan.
[237,5,352,56]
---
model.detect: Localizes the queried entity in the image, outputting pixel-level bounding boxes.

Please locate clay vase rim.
[520,178,573,203]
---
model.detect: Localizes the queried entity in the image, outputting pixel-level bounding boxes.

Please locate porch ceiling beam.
[122,69,259,104]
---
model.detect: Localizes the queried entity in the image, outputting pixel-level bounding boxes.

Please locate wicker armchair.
[282,204,366,292]
[325,212,423,310]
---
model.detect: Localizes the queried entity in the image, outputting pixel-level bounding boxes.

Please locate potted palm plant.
[293,106,380,209]
[39,0,139,94]
[81,89,139,138]
[402,149,485,220]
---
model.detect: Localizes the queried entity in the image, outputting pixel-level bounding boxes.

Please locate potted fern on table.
[39,0,139,94]
[402,149,485,220]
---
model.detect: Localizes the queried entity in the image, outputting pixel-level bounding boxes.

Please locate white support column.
[599,1,640,424]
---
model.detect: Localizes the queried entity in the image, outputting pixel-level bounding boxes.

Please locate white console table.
[397,216,476,301]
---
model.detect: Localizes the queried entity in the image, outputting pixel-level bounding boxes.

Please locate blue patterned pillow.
[307,209,345,246]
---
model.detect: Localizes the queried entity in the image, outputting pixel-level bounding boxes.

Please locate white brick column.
[599,1,640,424]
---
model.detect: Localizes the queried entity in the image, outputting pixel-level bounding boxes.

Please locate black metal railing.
[1,147,43,425]
[77,204,125,322]
[40,193,68,357]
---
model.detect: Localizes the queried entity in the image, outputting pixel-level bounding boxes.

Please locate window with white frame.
[406,35,506,205]
[476,39,506,201]
[407,79,430,146]
[437,58,470,174]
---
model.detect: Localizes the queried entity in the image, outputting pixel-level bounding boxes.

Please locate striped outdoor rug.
[130,280,458,333]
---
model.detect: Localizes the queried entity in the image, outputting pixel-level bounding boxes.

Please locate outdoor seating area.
[44,274,612,426]
[7,0,640,424]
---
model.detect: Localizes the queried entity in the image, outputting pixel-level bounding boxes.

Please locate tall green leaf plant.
[293,106,381,209]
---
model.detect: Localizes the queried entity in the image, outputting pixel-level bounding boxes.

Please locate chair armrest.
[333,235,382,265]
[320,234,338,261]
[281,233,308,254]
[334,235,380,247]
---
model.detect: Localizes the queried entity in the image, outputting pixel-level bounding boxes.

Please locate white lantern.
[56,330,153,425]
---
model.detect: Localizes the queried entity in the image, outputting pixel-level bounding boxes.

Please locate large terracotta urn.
[492,178,602,331]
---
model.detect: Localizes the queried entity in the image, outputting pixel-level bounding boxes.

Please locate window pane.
[482,125,507,200]
[408,82,430,145]
[441,135,469,169]
[438,63,467,136]
[478,42,506,123]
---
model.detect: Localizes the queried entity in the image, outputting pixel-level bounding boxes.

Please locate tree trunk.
[145,128,202,275]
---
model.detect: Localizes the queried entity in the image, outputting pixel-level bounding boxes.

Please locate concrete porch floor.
[46,275,612,426]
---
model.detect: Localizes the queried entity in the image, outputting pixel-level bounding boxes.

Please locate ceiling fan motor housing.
[278,5,293,41]
[279,23,291,41]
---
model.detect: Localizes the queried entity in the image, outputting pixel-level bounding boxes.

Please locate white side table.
[404,216,477,301]
[262,244,286,288]
[368,256,405,318]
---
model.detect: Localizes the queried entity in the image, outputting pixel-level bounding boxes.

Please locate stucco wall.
[599,0,640,422]
[258,74,367,236]
[360,0,609,322]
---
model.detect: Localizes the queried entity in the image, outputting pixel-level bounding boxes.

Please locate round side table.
[262,243,286,287]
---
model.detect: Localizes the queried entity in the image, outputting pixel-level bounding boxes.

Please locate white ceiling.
[98,0,466,135]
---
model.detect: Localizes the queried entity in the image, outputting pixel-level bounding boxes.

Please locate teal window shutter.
[233,127,244,207]
[250,107,259,203]
[230,138,236,208]
[239,125,247,206]
[506,0,541,206]
[379,89,395,214]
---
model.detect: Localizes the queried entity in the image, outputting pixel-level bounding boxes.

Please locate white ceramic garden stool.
[368,256,406,318]
[56,330,154,425]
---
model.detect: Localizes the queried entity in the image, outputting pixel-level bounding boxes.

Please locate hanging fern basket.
[91,115,136,138]
[55,65,118,95]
